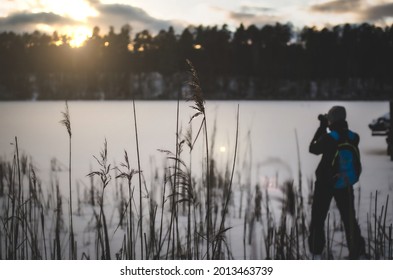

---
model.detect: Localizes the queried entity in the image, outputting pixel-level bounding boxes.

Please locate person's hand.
[318,114,328,128]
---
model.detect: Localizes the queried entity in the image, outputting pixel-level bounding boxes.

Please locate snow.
[0,100,392,259]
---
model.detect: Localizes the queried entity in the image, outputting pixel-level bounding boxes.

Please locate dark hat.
[327,106,346,124]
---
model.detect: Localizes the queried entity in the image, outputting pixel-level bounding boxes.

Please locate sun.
[27,0,97,48]
[68,26,92,48]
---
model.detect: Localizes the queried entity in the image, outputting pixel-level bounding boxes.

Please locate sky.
[0,0,393,46]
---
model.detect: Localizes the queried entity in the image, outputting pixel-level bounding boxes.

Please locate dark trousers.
[308,179,365,259]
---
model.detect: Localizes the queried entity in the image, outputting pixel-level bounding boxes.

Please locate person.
[308,105,366,259]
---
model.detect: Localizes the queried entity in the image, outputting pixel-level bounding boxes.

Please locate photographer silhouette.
[308,106,366,259]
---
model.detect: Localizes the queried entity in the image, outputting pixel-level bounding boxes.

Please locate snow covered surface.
[0,100,392,259]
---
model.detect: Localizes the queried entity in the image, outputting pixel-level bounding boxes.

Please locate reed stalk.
[174,95,181,258]
[213,105,239,259]
[132,98,144,260]
[185,126,193,259]
[54,182,62,260]
[88,139,112,259]
[186,59,211,259]
[60,101,76,259]
[116,150,138,259]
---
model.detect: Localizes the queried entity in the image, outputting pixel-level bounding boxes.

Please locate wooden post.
[388,100,393,161]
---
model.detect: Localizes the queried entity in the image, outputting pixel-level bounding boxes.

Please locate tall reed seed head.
[186,59,205,121]
[60,101,72,138]
[88,139,111,189]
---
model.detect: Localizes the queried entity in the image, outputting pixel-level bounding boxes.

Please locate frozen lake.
[0,100,391,189]
[0,100,392,259]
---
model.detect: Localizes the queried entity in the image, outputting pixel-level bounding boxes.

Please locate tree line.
[0,23,392,100]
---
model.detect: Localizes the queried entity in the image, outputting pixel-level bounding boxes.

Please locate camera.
[318,114,328,122]
[318,114,329,127]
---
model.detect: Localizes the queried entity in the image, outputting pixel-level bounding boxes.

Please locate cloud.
[239,5,274,14]
[88,2,184,34]
[310,0,361,13]
[229,12,283,26]
[0,1,184,35]
[362,3,393,21]
[308,0,393,25]
[0,11,76,32]
[224,5,283,26]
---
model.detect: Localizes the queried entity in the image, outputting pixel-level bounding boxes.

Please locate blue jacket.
[309,120,361,184]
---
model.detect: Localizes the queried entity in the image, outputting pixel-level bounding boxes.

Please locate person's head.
[327,106,346,126]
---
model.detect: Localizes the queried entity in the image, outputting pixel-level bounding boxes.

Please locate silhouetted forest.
[0,23,392,100]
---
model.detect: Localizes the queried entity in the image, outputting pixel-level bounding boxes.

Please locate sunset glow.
[68,26,91,48]
[35,0,98,21]
[0,0,392,38]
